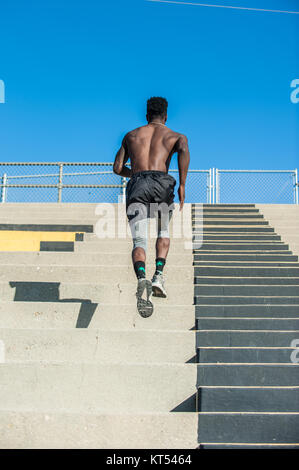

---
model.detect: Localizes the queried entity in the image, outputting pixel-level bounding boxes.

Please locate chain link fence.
[0,163,124,203]
[215,169,298,204]
[0,163,297,204]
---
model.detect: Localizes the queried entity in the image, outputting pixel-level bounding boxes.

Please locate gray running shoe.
[136,278,153,318]
[151,273,167,298]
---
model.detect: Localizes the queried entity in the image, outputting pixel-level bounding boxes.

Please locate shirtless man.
[113,97,190,317]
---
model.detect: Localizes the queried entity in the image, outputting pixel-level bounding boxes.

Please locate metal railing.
[0,163,298,204]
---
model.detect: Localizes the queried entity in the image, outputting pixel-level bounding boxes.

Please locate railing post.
[295,169,299,205]
[1,173,7,203]
[58,163,63,203]
[207,168,212,204]
[215,168,219,204]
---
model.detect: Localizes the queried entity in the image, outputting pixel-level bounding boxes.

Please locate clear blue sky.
[0,0,298,170]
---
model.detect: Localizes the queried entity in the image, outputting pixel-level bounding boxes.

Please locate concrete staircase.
[0,203,197,449]
[0,202,299,449]
[194,204,299,449]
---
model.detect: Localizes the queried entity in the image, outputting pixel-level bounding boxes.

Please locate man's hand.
[178,184,185,211]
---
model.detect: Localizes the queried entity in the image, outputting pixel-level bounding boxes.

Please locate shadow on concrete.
[170,393,197,412]
[9,281,98,328]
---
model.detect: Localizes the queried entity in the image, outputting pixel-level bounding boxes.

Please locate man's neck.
[148,119,166,126]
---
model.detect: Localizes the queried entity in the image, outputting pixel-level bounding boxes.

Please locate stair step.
[196,348,298,363]
[0,329,196,363]
[0,251,191,266]
[196,209,260,213]
[193,214,265,219]
[0,280,193,304]
[197,387,299,412]
[196,330,299,347]
[201,235,281,240]
[195,277,299,285]
[195,285,299,295]
[195,227,275,232]
[0,363,197,413]
[194,267,299,276]
[0,223,93,232]
[196,305,299,317]
[194,255,297,262]
[194,243,288,250]
[201,204,256,208]
[0,410,198,449]
[0,265,193,284]
[199,443,299,449]
[194,262,298,267]
[197,413,299,444]
[196,318,299,330]
[194,221,269,225]
[195,296,299,305]
[0,301,195,330]
[197,364,299,385]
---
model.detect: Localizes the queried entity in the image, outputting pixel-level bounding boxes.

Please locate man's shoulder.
[122,126,145,141]
[165,127,187,138]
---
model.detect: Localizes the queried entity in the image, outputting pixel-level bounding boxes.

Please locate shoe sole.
[136,279,154,318]
[152,284,167,298]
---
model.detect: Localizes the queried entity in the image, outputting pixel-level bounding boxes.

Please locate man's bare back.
[113,121,190,209]
[123,123,184,174]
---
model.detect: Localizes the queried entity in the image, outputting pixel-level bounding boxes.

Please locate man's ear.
[146,113,149,122]
[164,114,168,123]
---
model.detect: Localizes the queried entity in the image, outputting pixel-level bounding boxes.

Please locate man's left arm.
[113,135,132,178]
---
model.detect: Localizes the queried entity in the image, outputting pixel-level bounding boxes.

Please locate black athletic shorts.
[125,170,176,220]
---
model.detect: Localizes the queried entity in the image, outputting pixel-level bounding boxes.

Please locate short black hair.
[147,97,168,120]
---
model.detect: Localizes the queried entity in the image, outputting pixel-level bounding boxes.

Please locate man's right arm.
[176,134,190,210]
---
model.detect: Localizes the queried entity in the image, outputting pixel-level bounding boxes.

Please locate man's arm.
[113,135,132,178]
[176,134,190,210]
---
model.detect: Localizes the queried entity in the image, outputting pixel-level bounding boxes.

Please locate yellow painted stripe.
[0,240,41,251]
[0,231,82,241]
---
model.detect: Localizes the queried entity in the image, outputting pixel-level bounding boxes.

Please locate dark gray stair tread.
[195,277,299,285]
[194,262,298,267]
[201,204,256,207]
[196,318,299,330]
[195,285,299,295]
[196,208,260,213]
[203,237,281,243]
[194,267,299,276]
[197,364,299,385]
[197,387,299,412]
[40,241,74,252]
[199,443,299,449]
[195,227,275,232]
[196,305,299,317]
[193,214,265,219]
[0,224,94,232]
[196,347,297,363]
[194,221,269,225]
[193,244,288,250]
[194,251,291,255]
[194,255,297,261]
[197,413,299,443]
[196,330,299,347]
[194,296,299,304]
